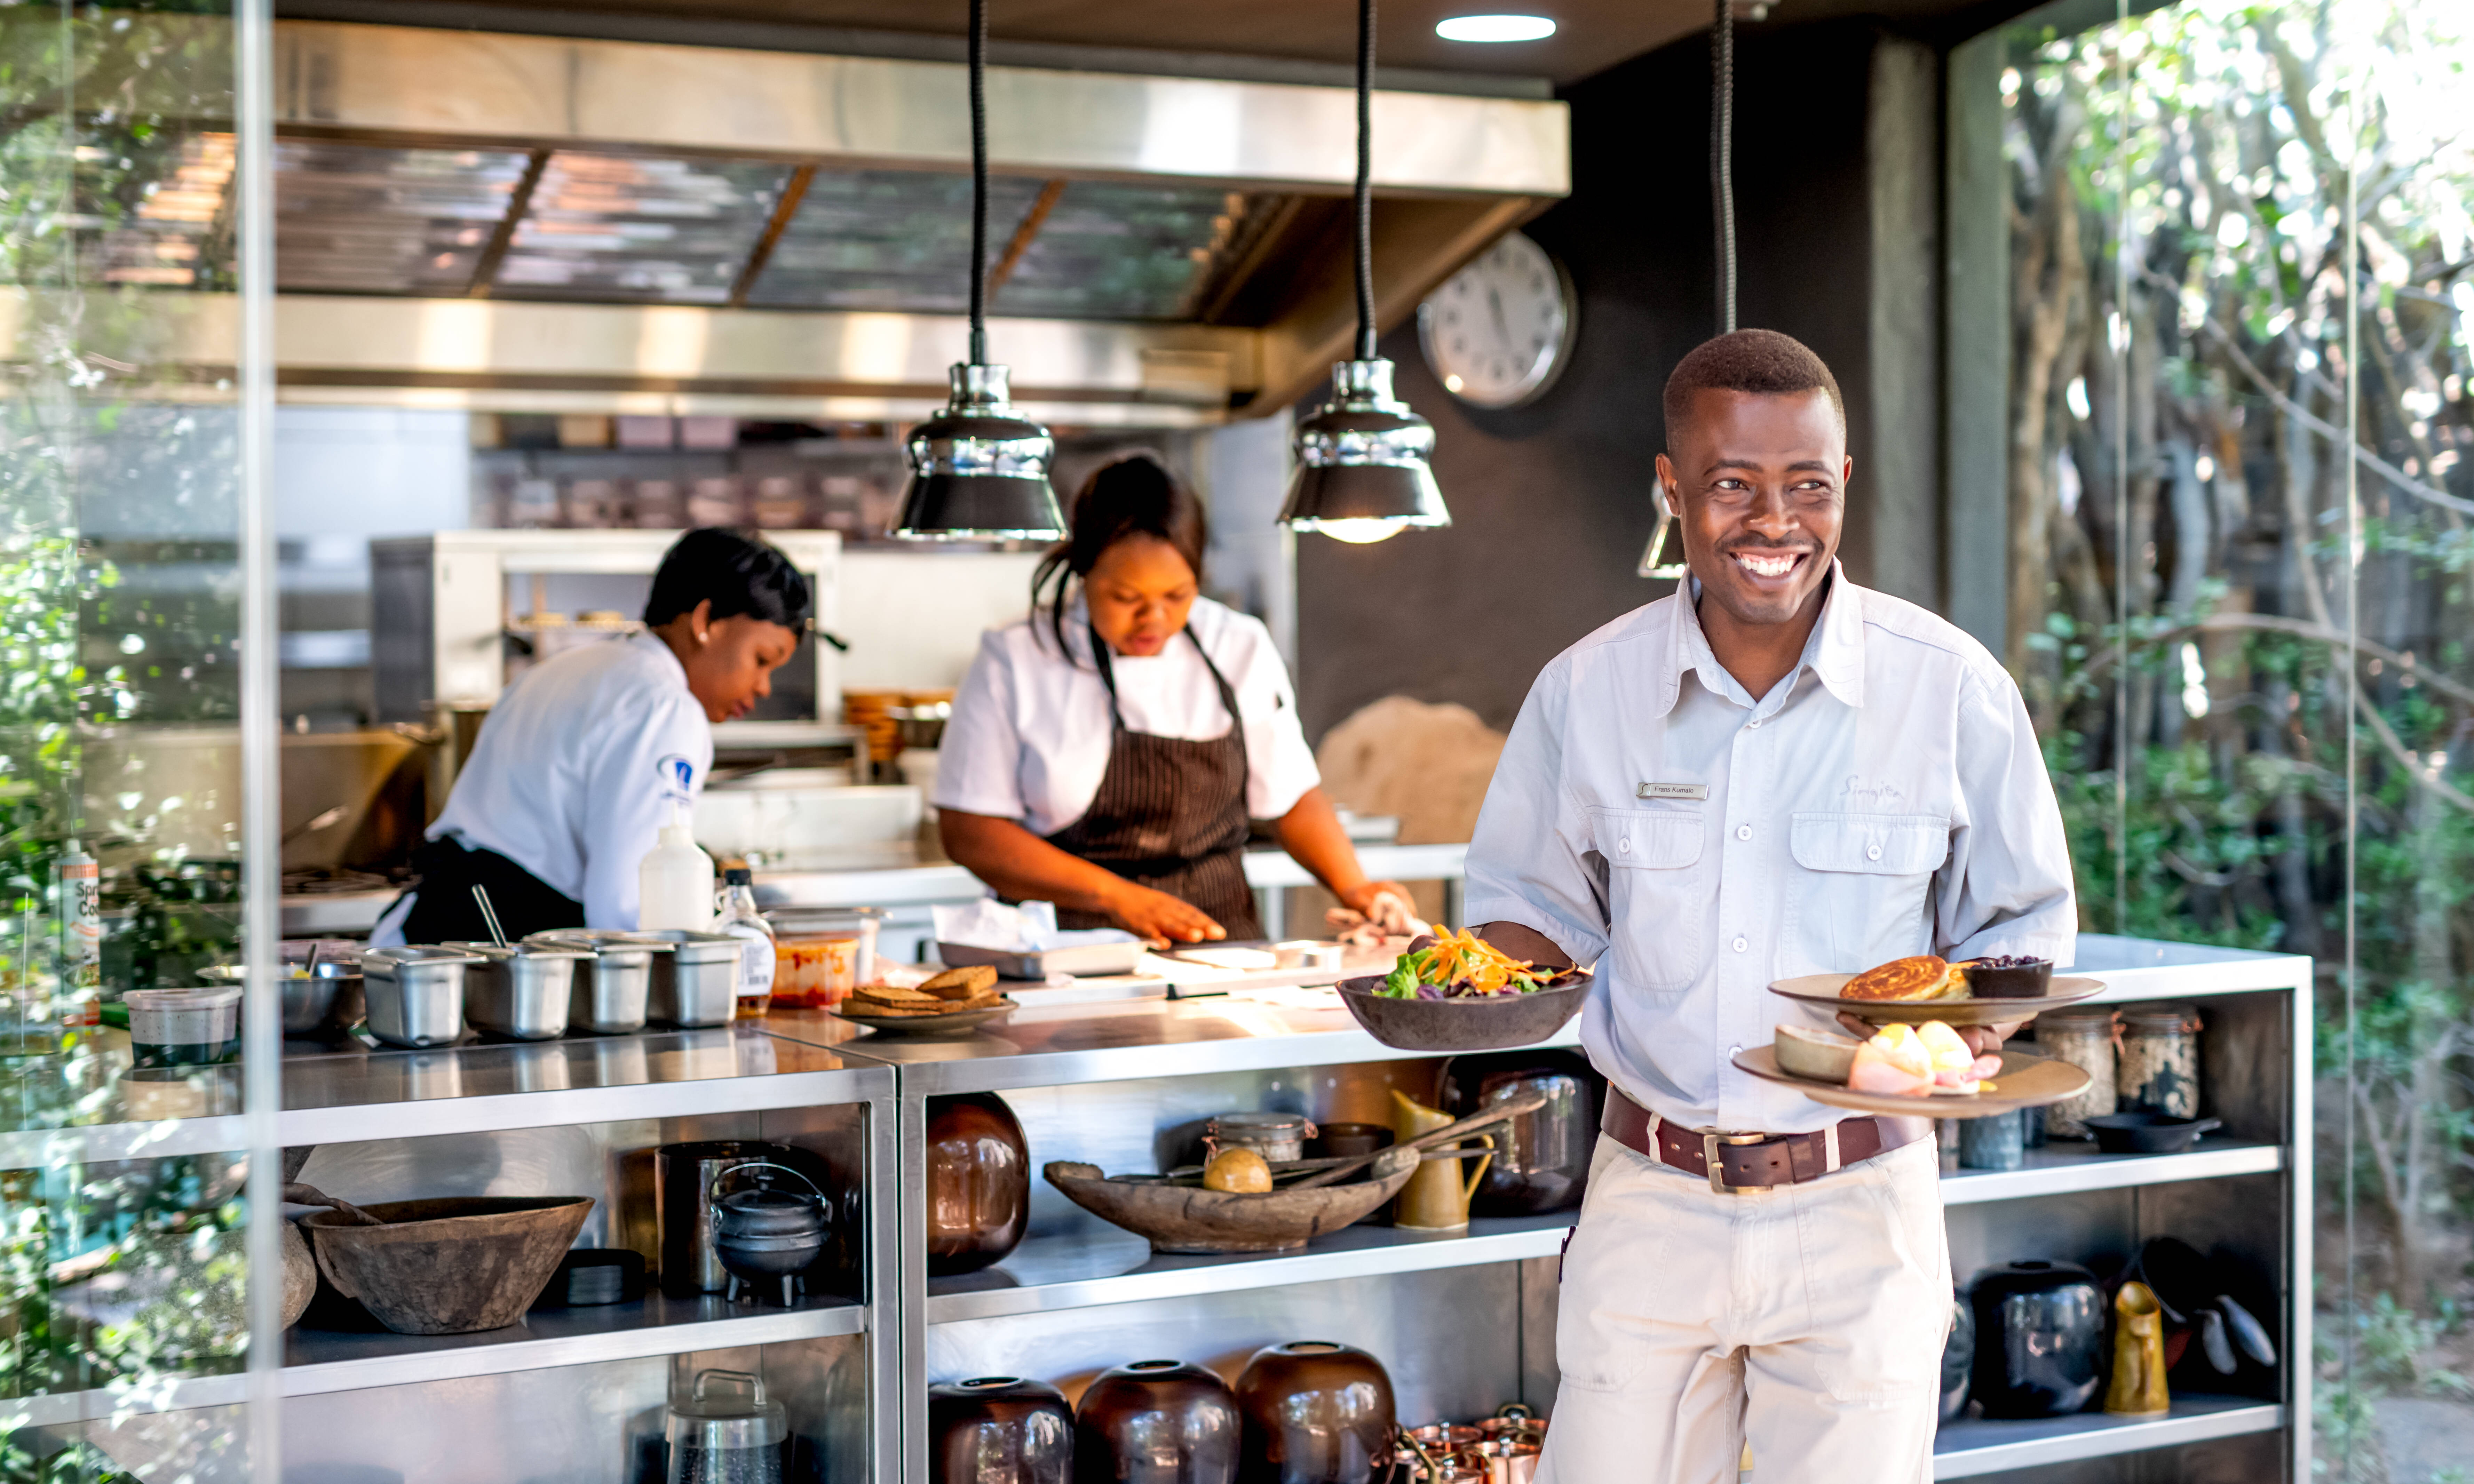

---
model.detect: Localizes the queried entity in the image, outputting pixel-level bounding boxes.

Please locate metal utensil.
[471,884,509,947]
[2216,1294,2278,1366]
[360,945,484,1047]
[281,805,350,845]
[1288,1091,1547,1190]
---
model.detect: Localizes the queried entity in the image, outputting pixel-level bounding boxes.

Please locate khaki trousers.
[1537,1133,1949,1484]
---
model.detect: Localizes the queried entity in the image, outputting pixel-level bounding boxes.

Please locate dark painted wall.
[1296,21,1907,740]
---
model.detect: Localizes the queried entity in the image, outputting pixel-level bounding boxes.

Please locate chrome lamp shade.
[893,362,1066,541]
[1279,358,1450,543]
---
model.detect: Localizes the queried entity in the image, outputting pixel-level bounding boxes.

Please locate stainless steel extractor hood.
[17,17,1568,424]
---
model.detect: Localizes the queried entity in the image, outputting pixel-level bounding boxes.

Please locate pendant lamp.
[893,0,1066,542]
[1278,0,1450,544]
[1639,0,1740,580]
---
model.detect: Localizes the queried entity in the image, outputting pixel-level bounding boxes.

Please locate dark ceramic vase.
[1449,1055,1600,1217]
[1969,1261,2106,1417]
[1074,1359,1240,1484]
[926,1093,1030,1277]
[1939,1293,1975,1423]
[930,1376,1073,1484]
[1234,1341,1394,1484]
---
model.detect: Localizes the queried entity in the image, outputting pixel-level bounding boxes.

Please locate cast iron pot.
[1075,1359,1240,1484]
[1968,1261,2106,1417]
[929,1376,1072,1484]
[709,1160,829,1306]
[2083,1112,2221,1154]
[926,1093,1030,1276]
[1235,1341,1395,1484]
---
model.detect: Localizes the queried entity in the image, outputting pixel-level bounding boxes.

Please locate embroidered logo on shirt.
[656,753,697,799]
[1636,782,1710,801]
[1842,776,1908,811]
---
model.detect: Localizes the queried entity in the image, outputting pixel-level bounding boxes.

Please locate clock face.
[1417,231,1577,410]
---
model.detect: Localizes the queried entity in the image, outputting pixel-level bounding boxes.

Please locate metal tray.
[938,939,1148,980]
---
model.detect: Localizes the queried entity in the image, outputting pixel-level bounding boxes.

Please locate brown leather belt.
[1602,1087,1922,1193]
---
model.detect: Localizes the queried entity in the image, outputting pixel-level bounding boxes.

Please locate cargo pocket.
[1784,813,1950,972]
[1589,807,1707,993]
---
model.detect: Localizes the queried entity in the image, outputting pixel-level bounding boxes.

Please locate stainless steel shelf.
[0,1029,895,1162]
[925,1213,1576,1323]
[1932,1396,2286,1478]
[2,1292,868,1426]
[1940,1139,2284,1205]
[2067,935,2311,1001]
[283,1288,868,1395]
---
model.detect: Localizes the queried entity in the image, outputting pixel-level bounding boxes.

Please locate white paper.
[931,899,1135,953]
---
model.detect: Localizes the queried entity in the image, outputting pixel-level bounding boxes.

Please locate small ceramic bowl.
[1774,1024,1861,1084]
[1958,957,2055,999]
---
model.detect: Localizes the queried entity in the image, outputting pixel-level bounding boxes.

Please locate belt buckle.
[1702,1130,1771,1195]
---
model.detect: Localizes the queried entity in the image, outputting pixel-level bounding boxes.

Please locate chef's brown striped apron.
[1044,624,1263,938]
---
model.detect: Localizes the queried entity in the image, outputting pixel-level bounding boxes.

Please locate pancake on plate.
[1839,955,1966,1003]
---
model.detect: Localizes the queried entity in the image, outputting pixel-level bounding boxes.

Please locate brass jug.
[2103,1280,2171,1416]
[1390,1088,1493,1231]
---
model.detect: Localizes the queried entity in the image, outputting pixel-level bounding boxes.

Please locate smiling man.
[1464,330,2075,1483]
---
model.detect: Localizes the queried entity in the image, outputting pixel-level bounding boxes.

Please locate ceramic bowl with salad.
[1335,929,1592,1052]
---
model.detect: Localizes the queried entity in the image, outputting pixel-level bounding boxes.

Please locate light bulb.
[1436,14,1557,42]
[1306,518,1411,544]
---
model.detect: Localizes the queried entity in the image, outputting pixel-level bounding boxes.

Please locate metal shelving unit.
[1932,1395,2289,1478]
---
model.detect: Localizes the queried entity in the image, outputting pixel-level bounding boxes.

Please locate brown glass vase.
[1234,1341,1394,1484]
[925,1092,1030,1276]
[929,1376,1073,1484]
[1075,1359,1240,1484]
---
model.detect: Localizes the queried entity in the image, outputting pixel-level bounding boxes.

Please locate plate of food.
[1735,1020,2092,1117]
[830,966,1016,1038]
[1769,954,2103,1025]
[1334,929,1592,1052]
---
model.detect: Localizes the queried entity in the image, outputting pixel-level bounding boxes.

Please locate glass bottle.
[715,867,776,1019]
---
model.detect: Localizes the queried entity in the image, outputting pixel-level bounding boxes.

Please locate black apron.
[392,837,587,945]
[1044,624,1263,939]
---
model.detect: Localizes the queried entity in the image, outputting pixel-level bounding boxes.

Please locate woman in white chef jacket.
[370,528,810,946]
[936,454,1409,944]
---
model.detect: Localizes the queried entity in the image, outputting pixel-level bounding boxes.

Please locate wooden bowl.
[1044,1147,1418,1254]
[1333,977,1588,1052]
[303,1196,594,1334]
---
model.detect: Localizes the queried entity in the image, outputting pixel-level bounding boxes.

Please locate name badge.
[1636,782,1710,801]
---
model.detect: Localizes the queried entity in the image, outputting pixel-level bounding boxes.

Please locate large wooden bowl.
[303,1196,594,1334]
[1045,1148,1418,1254]
[1334,976,1588,1052]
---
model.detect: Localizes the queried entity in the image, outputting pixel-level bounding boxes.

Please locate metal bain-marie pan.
[449,941,590,1040]
[628,930,745,1027]
[524,928,664,1034]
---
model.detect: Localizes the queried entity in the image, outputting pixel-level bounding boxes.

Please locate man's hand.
[1835,1011,2024,1056]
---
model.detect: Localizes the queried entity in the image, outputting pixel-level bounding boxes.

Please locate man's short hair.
[1662,329,1847,445]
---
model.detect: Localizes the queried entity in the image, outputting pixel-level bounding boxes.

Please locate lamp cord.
[968,0,990,366]
[1354,0,1378,362]
[1712,0,1737,334]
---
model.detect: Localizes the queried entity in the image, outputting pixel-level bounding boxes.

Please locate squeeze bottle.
[637,804,715,931]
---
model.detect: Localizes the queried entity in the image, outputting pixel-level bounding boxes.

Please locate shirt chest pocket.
[1590,807,1708,994]
[1783,812,1950,973]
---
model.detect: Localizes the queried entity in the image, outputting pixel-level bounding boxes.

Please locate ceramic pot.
[1074,1359,1239,1484]
[1389,1090,1491,1232]
[930,1376,1072,1484]
[926,1093,1030,1276]
[1446,1054,1600,1216]
[2103,1280,2172,1416]
[1938,1293,1974,1423]
[1234,1341,1395,1484]
[1968,1261,2106,1417]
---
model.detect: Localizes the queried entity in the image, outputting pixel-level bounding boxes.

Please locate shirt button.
[1735,824,1753,842]
[1729,1043,1743,1058]
[1732,936,1749,953]
[1866,844,1883,861]
[1748,718,1762,729]
[1618,839,1632,855]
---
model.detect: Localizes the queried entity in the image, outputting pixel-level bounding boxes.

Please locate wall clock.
[1416,230,1578,409]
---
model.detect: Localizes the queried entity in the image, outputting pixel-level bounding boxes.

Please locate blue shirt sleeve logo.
[656,753,697,800]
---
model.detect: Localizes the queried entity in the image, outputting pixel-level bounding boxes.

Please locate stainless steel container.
[633,930,745,1027]
[360,945,484,1047]
[200,948,366,1038]
[450,941,588,1040]
[524,928,662,1035]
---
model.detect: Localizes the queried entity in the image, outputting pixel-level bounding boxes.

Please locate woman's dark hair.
[1031,453,1209,662]
[644,527,813,630]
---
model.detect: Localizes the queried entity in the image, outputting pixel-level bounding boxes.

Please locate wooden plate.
[1732,1045,2092,1118]
[830,998,1016,1038]
[1768,973,2106,1025]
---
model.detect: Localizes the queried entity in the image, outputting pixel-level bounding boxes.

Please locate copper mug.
[1390,1090,1494,1231]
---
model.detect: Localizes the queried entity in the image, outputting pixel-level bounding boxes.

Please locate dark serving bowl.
[1334,975,1589,1052]
[1958,957,2054,999]
[2083,1112,2221,1154]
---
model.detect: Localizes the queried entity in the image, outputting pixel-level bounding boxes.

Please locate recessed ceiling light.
[1436,14,1557,43]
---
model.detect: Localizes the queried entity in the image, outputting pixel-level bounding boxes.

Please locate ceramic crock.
[1234,1341,1395,1484]
[1074,1359,1240,1484]
[925,1093,1030,1276]
[930,1376,1072,1484]
[1968,1260,2106,1417]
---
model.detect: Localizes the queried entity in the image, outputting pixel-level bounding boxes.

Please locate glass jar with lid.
[665,1369,785,1484]
[2033,1006,2119,1138]
[2117,1003,2204,1118]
